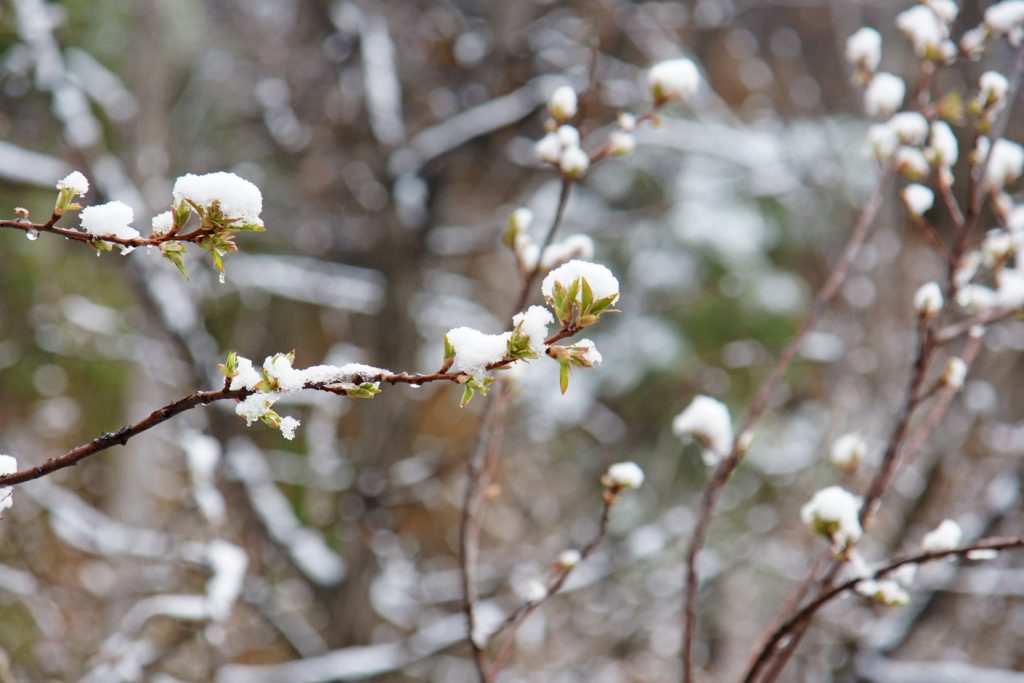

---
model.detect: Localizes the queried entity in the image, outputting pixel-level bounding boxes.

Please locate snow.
[902,184,934,216]
[517,579,547,603]
[172,172,264,226]
[0,455,16,513]
[830,433,866,468]
[446,327,511,375]
[985,1,1024,37]
[512,305,555,354]
[605,461,645,489]
[572,339,602,366]
[922,518,962,552]
[509,207,533,233]
[648,58,700,101]
[264,354,306,392]
[205,540,248,621]
[942,358,967,390]
[79,200,141,240]
[301,363,390,387]
[280,416,301,440]
[800,485,863,550]
[846,27,882,72]
[618,112,637,131]
[541,260,620,304]
[856,578,910,606]
[557,549,581,568]
[896,5,947,58]
[986,139,1024,188]
[556,124,580,148]
[150,210,173,235]
[235,392,279,425]
[979,71,1010,110]
[864,73,904,117]
[559,145,590,177]
[928,121,958,167]
[890,112,929,146]
[547,85,578,122]
[672,395,733,465]
[230,355,263,391]
[895,147,929,178]
[868,123,898,161]
[609,130,636,156]
[539,234,594,270]
[56,170,89,195]
[535,133,562,164]
[914,281,944,318]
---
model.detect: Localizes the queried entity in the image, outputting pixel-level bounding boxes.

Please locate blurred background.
[1,1,1023,681]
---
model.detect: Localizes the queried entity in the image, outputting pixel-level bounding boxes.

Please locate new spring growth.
[672,395,733,466]
[845,27,881,79]
[973,71,1010,126]
[914,282,944,318]
[601,461,645,503]
[541,260,620,327]
[647,58,700,104]
[547,85,578,123]
[547,339,602,394]
[55,171,89,215]
[902,184,935,217]
[801,485,863,553]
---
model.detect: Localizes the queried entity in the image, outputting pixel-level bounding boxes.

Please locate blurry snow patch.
[0,141,71,186]
[182,431,226,525]
[205,540,247,621]
[65,47,138,121]
[856,656,1024,683]
[217,642,406,683]
[800,331,844,362]
[748,270,807,314]
[60,295,121,334]
[226,254,385,314]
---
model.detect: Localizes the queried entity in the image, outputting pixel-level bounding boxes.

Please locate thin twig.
[742,536,1024,683]
[680,166,894,683]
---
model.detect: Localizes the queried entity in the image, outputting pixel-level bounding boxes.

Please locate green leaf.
[589,295,617,315]
[581,277,594,314]
[559,362,570,395]
[219,351,238,378]
[443,334,455,362]
[460,384,475,407]
[160,242,190,279]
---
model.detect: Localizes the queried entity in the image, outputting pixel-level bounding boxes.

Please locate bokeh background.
[1,1,1023,682]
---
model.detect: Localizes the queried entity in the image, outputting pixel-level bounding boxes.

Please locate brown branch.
[0,217,218,249]
[742,536,1024,683]
[679,165,894,683]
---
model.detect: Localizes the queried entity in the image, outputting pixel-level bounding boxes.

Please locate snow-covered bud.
[845,27,882,73]
[151,210,174,236]
[672,395,733,466]
[173,172,263,228]
[445,327,511,376]
[79,200,141,241]
[976,71,1010,114]
[928,0,959,24]
[868,123,898,162]
[556,125,581,149]
[927,121,958,168]
[801,485,863,551]
[967,548,1000,560]
[567,339,602,367]
[864,73,905,117]
[941,357,968,390]
[556,549,582,569]
[263,353,306,392]
[235,392,279,425]
[896,5,947,59]
[602,461,645,490]
[535,133,562,164]
[228,355,263,391]
[856,578,910,606]
[559,146,590,178]
[540,234,594,270]
[510,305,555,357]
[983,229,1015,265]
[0,455,16,513]
[914,282,944,318]
[509,207,533,233]
[895,147,930,180]
[922,519,962,552]
[902,184,934,217]
[648,58,700,103]
[608,131,636,156]
[986,139,1024,188]
[985,1,1024,43]
[548,85,578,123]
[55,170,90,215]
[830,432,866,470]
[961,25,991,59]
[542,259,620,323]
[890,112,929,146]
[618,112,637,132]
[518,579,548,604]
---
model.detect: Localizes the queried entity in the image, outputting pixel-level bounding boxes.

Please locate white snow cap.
[609,130,636,156]
[618,112,637,132]
[922,518,962,552]
[235,392,278,425]
[830,433,866,469]
[509,207,533,233]
[301,363,390,388]
[572,338,603,366]
[914,281,944,318]
[541,260,620,304]
[205,540,248,621]
[864,73,905,117]
[535,133,562,164]
[559,145,590,177]
[264,354,306,392]
[446,327,511,375]
[548,85,578,122]
[902,184,934,216]
[986,139,1024,188]
[648,58,700,102]
[557,549,582,568]
[229,355,263,391]
[0,455,16,513]
[672,395,733,466]
[868,122,899,161]
[518,579,548,604]
[605,461,645,489]
[896,5,949,58]
[978,71,1010,110]
[540,234,595,270]
[56,171,89,195]
[512,305,555,355]
[928,0,959,24]
[985,1,1024,38]
[928,121,958,167]
[846,27,882,72]
[801,485,863,550]
[941,357,968,390]
[856,578,910,606]
[173,172,263,226]
[890,112,929,146]
[895,147,930,178]
[151,210,174,235]
[279,416,301,441]
[79,200,141,240]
